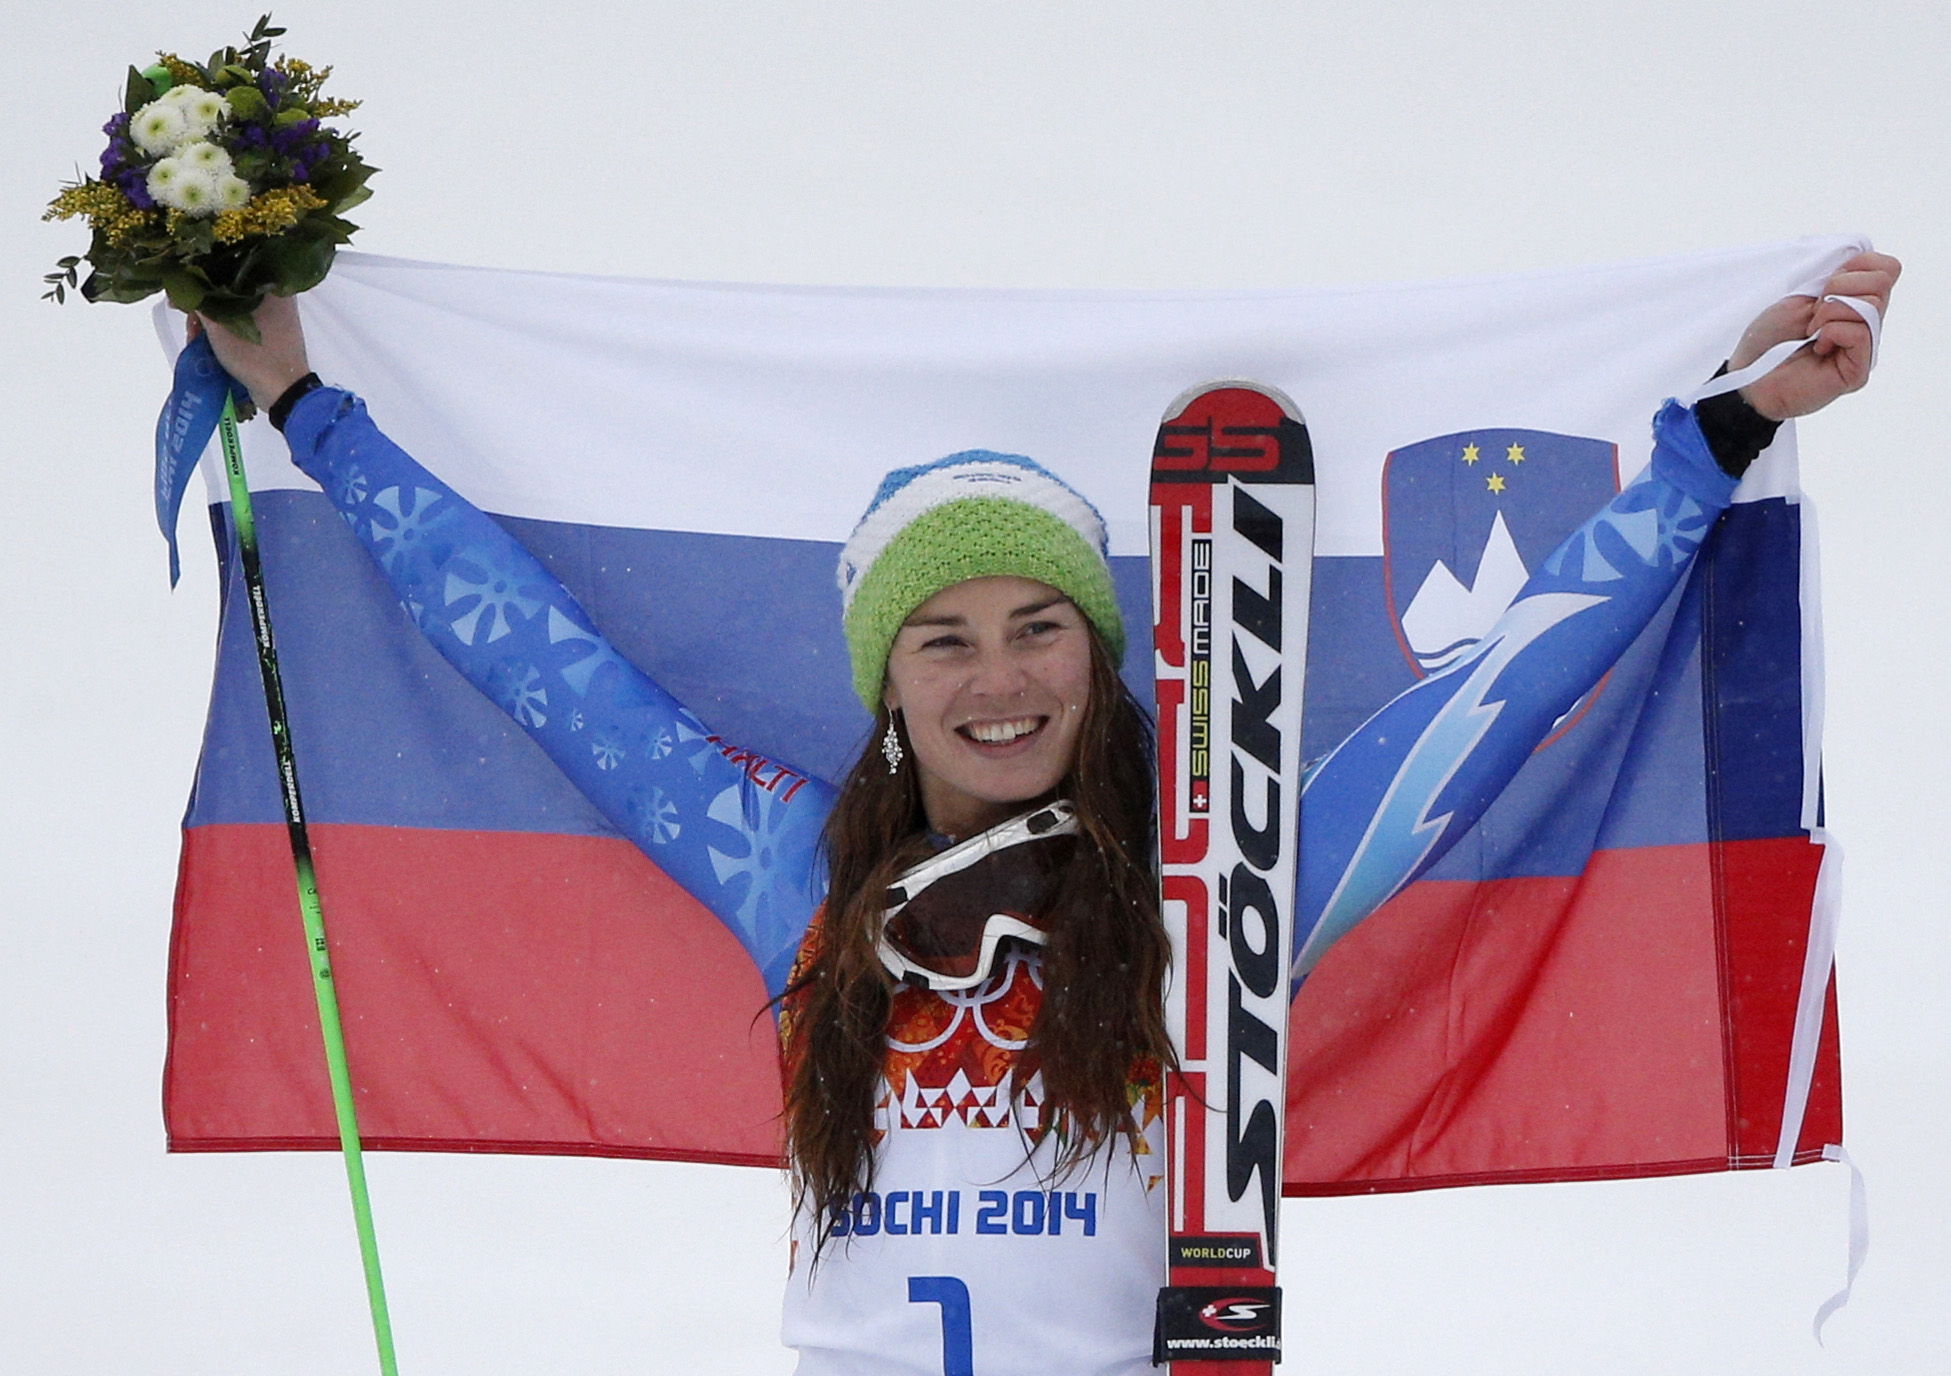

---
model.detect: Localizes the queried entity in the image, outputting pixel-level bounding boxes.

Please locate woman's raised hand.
[1732,250,1901,422]
[189,292,313,411]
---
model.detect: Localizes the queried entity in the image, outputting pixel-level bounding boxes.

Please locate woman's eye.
[920,634,968,651]
[1019,620,1061,639]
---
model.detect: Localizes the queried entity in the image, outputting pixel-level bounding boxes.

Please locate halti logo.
[1198,1297,1272,1333]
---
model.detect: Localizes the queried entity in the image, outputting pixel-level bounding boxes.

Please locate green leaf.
[259,234,334,294]
[206,308,262,344]
[202,286,265,320]
[306,214,359,244]
[91,276,164,305]
[273,105,312,127]
[179,220,217,256]
[42,259,81,303]
[330,185,374,217]
[221,63,256,86]
[226,86,270,120]
[161,272,207,312]
[311,162,376,205]
[125,65,156,112]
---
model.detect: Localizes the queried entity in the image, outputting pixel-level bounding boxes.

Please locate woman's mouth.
[957,716,1046,746]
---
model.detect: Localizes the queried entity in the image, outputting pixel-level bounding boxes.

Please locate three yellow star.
[1486,472,1507,494]
[1461,443,1481,465]
[1506,443,1526,464]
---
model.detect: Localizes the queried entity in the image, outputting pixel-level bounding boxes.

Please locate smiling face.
[882,575,1096,840]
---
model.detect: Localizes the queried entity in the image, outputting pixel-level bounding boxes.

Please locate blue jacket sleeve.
[281,386,832,999]
[1293,400,1740,984]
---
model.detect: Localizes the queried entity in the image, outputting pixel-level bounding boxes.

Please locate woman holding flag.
[191,248,1896,1375]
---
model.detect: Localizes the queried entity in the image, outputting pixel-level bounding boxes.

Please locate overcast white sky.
[4,3,1946,1372]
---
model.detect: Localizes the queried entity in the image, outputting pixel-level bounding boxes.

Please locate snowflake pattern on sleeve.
[282,387,833,1000]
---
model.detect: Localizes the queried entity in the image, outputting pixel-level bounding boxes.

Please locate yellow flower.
[212,184,328,244]
[153,53,205,89]
[269,56,362,117]
[43,181,157,248]
[273,56,331,105]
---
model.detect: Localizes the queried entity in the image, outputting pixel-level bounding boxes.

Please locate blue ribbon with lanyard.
[155,331,250,585]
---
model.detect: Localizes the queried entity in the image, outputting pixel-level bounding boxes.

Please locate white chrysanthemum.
[131,101,189,156]
[180,89,229,135]
[146,157,185,197]
[166,170,221,216]
[179,141,234,175]
[147,159,222,216]
[214,174,251,210]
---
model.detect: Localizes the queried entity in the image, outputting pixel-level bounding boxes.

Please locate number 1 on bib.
[1150,383,1315,1371]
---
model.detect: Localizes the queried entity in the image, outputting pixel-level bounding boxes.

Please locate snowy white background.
[4,2,1945,1372]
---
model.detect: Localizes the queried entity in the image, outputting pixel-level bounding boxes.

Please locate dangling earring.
[882,715,905,775]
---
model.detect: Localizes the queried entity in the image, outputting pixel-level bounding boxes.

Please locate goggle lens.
[877,802,1079,989]
[883,833,1075,980]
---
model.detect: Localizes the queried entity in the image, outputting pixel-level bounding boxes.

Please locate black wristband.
[269,372,324,433]
[1694,363,1782,480]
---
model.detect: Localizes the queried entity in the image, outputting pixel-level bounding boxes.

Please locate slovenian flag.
[160,236,1855,1191]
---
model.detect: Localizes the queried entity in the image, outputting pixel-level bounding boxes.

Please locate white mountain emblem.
[1400,509,1529,673]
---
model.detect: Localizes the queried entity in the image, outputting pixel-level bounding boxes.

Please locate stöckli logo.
[1198,1296,1274,1333]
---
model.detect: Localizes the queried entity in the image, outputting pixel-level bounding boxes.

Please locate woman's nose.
[965,645,1031,697]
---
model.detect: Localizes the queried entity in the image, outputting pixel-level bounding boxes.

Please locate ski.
[1150,382,1315,1371]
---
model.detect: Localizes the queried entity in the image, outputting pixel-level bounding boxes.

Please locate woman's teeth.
[962,717,1042,744]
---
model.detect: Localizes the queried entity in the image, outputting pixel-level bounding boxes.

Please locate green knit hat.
[837,451,1126,708]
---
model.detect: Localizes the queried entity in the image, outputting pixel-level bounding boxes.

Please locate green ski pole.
[215,395,400,1376]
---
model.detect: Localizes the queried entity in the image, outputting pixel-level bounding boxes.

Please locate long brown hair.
[779,629,1168,1253]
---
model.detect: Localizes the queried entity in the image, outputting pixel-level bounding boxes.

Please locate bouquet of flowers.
[43,14,374,339]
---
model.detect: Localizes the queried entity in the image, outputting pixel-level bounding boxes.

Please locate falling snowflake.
[568,708,586,733]
[648,726,674,759]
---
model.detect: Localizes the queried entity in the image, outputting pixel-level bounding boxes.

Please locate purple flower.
[117,169,156,210]
[98,113,134,177]
[274,117,321,148]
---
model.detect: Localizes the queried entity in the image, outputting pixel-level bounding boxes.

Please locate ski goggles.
[876,801,1079,991]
